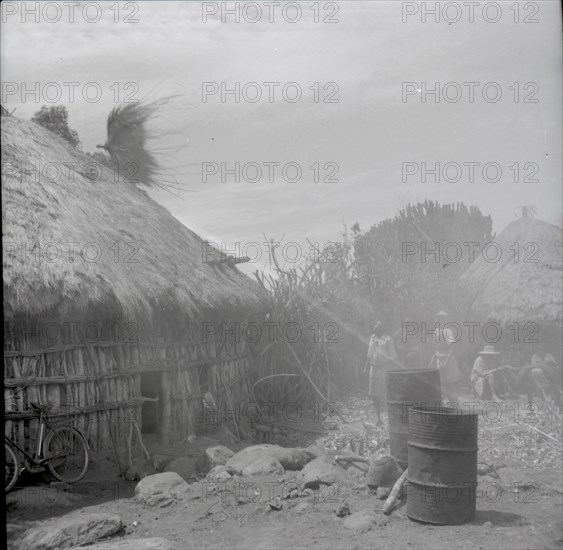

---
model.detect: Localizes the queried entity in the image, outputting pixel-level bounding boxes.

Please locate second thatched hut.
[463,217,562,365]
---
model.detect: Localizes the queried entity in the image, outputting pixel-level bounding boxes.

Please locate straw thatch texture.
[2,115,263,325]
[3,115,267,451]
[463,218,563,326]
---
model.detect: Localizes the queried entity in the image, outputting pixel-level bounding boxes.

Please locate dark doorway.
[140,371,161,434]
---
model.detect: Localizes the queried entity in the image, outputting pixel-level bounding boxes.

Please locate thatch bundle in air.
[97,96,182,191]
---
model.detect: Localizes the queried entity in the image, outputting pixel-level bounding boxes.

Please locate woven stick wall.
[4,325,257,451]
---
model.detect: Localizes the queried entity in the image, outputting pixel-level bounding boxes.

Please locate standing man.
[432,311,461,403]
[365,321,399,425]
[472,345,518,401]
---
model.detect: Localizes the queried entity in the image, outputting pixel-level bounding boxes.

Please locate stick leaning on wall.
[79,333,125,479]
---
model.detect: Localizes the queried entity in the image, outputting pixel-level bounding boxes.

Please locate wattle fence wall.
[4,323,257,453]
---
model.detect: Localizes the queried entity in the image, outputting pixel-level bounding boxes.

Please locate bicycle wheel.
[5,443,19,493]
[44,427,89,483]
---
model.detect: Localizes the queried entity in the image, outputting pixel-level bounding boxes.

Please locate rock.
[343,510,376,532]
[164,457,196,483]
[376,487,390,499]
[269,496,283,510]
[280,469,301,483]
[14,510,122,550]
[85,538,174,549]
[205,445,234,470]
[367,456,403,489]
[134,472,191,507]
[124,469,137,482]
[300,456,353,489]
[242,456,284,477]
[206,465,232,483]
[336,501,351,517]
[302,444,325,460]
[225,444,311,475]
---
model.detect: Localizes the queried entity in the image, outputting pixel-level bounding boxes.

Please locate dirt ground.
[5,393,563,550]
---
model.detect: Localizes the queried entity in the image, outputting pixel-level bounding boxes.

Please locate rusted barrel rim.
[408,405,478,419]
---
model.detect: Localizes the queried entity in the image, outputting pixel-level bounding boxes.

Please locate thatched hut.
[463,217,562,364]
[3,115,266,452]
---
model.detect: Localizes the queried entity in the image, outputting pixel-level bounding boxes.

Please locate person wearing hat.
[471,345,515,401]
[431,311,461,403]
[364,321,399,425]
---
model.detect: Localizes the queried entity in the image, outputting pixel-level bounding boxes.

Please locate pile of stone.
[11,443,406,549]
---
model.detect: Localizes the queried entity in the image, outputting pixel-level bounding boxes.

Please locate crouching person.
[471,345,517,401]
[515,353,562,409]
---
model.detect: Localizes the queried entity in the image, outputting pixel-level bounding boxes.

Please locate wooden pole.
[383,469,408,515]
[160,358,171,446]
[281,333,348,424]
[79,333,125,478]
[323,339,331,401]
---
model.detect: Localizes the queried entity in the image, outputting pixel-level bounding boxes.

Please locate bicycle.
[5,402,89,492]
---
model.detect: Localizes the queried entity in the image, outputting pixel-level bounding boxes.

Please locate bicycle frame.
[5,409,51,467]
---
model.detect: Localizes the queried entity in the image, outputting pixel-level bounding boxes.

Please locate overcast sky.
[2,1,562,274]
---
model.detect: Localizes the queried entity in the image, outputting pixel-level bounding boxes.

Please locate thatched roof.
[2,116,264,324]
[463,217,563,326]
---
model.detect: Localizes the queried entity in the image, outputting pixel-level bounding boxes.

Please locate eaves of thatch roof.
[2,116,265,324]
[462,217,563,326]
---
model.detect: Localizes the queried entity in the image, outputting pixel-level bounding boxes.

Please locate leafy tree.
[31,105,81,149]
[256,201,497,397]
[350,200,495,322]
